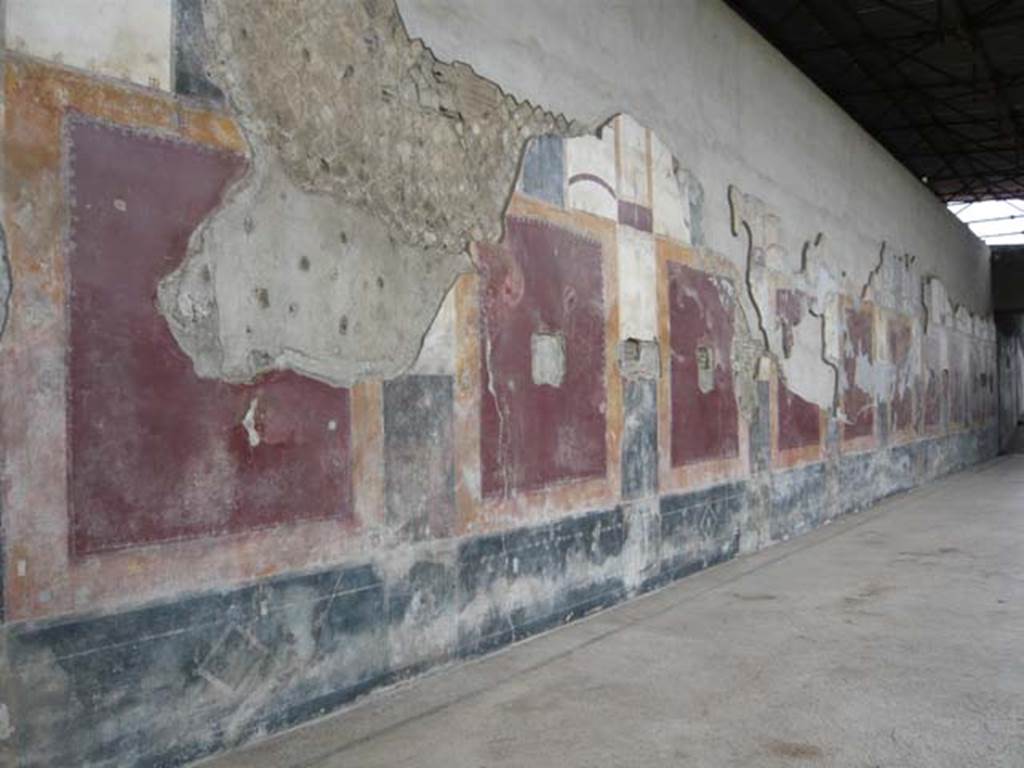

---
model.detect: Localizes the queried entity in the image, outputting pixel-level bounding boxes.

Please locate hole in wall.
[531,332,566,387]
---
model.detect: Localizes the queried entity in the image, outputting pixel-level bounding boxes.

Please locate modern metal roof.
[723,0,1024,201]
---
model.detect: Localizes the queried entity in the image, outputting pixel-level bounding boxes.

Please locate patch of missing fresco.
[920,275,997,433]
[775,291,822,453]
[888,315,915,434]
[619,338,661,380]
[728,185,840,413]
[859,243,921,437]
[161,0,579,386]
[842,303,876,441]
[862,241,917,311]
[158,163,466,386]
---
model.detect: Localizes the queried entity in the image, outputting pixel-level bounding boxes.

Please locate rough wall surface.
[159,0,575,387]
[0,2,1004,767]
[997,314,1024,450]
[397,0,991,315]
[992,248,1024,313]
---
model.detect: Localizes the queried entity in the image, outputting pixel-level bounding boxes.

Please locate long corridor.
[202,453,1024,768]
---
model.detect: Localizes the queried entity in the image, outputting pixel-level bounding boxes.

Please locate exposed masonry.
[618,339,661,381]
[159,0,581,386]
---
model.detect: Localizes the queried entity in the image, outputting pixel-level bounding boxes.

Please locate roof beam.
[798,0,989,188]
[946,0,1023,153]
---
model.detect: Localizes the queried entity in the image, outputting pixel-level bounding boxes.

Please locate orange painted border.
[656,238,750,493]
[454,193,622,536]
[1,58,383,621]
[769,370,827,470]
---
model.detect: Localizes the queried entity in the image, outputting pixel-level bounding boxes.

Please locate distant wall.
[0,2,999,767]
[993,247,1024,313]
[997,313,1024,450]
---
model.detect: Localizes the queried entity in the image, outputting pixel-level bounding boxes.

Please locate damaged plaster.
[158,163,464,385]
[728,185,840,412]
[729,185,998,427]
[160,0,575,386]
[863,243,923,422]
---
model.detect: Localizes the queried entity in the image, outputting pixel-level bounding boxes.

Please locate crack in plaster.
[807,304,842,416]
[241,398,260,448]
[482,325,512,500]
[860,242,887,303]
[728,184,839,413]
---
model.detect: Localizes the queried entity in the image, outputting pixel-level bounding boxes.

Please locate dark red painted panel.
[478,217,606,498]
[842,305,875,441]
[68,117,353,556]
[950,337,967,426]
[776,288,804,358]
[617,201,653,233]
[924,334,943,430]
[668,262,739,466]
[888,319,914,433]
[777,384,821,452]
[775,289,821,451]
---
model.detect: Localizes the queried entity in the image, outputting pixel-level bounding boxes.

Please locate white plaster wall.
[6,0,171,90]
[398,0,990,314]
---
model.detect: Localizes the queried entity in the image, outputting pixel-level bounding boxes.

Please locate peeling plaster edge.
[921,273,995,339]
[206,0,588,251]
[807,304,840,416]
[161,0,591,389]
[728,189,771,359]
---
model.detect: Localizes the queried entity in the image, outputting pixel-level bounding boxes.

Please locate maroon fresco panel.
[924,370,942,429]
[950,336,967,427]
[924,334,943,430]
[777,384,821,452]
[842,305,875,441]
[668,262,740,466]
[775,289,821,452]
[67,117,353,556]
[888,318,914,433]
[478,216,606,498]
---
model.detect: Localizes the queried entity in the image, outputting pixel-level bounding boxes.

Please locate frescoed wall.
[0,2,1003,767]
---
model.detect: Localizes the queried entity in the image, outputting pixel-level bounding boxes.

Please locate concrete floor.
[201,454,1024,768]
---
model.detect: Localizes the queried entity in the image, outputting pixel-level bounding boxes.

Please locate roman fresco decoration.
[66,116,355,555]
